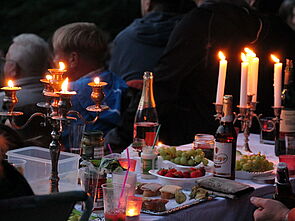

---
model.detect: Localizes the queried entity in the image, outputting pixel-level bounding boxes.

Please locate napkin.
[196,177,254,199]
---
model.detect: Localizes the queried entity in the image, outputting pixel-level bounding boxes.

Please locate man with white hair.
[0,34,51,146]
[2,33,51,108]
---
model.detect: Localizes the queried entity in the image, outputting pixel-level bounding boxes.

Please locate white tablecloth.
[138,133,278,221]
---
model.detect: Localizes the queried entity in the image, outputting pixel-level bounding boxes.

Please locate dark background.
[0,0,141,52]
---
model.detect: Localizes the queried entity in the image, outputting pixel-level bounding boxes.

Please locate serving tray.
[140,190,215,216]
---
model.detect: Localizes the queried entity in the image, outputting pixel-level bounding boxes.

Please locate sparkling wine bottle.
[275,59,295,156]
[214,95,237,180]
[273,162,295,209]
[133,71,159,152]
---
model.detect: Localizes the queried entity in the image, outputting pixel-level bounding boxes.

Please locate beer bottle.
[214,95,237,180]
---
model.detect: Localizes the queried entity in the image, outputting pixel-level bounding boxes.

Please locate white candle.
[249,57,259,102]
[271,55,282,107]
[240,53,249,107]
[216,51,227,105]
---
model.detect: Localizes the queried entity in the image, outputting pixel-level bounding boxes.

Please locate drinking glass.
[102,183,130,221]
[259,117,275,145]
[79,167,106,210]
[118,158,137,172]
[112,171,137,196]
[68,123,85,154]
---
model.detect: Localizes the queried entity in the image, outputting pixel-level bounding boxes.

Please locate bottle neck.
[221,104,233,123]
[138,74,156,110]
[284,59,295,86]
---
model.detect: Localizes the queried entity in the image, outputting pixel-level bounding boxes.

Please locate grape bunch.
[158,146,209,166]
[236,153,274,172]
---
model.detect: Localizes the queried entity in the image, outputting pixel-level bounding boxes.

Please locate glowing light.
[218,51,226,60]
[46,75,53,81]
[241,53,247,62]
[94,77,100,85]
[244,48,256,57]
[59,62,65,71]
[61,77,69,92]
[8,80,14,88]
[271,54,280,63]
[126,208,136,217]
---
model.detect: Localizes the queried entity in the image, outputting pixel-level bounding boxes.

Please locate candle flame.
[59,62,65,71]
[8,80,14,88]
[46,75,53,81]
[244,48,256,57]
[61,77,69,92]
[94,77,100,84]
[157,142,163,147]
[271,54,280,63]
[241,53,247,62]
[126,208,137,216]
[218,51,226,60]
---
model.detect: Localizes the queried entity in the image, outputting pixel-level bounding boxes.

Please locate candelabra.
[214,94,264,152]
[0,68,108,192]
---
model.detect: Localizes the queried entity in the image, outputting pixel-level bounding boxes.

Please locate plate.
[149,169,212,190]
[160,157,214,172]
[235,170,274,180]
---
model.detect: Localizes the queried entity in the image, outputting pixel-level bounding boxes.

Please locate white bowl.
[149,169,212,190]
[235,170,274,180]
[160,158,214,172]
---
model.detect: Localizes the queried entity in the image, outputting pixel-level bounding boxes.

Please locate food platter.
[160,158,214,172]
[235,170,274,180]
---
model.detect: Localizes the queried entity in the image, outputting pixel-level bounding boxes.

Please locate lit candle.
[216,51,227,105]
[59,77,76,95]
[271,54,282,107]
[245,48,259,102]
[126,196,142,221]
[1,80,21,91]
[59,62,65,71]
[240,53,249,107]
[46,75,53,81]
[94,77,100,85]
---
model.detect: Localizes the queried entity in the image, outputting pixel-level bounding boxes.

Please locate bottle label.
[141,157,158,175]
[214,142,233,177]
[280,110,295,133]
[94,146,104,160]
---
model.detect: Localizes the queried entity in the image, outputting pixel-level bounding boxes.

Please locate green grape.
[163,155,171,161]
[159,150,166,157]
[182,152,188,158]
[180,157,187,165]
[176,150,183,157]
[187,149,195,157]
[188,159,195,166]
[236,161,242,170]
[194,155,202,163]
[242,163,251,171]
[170,147,177,154]
[202,158,209,166]
[196,149,203,155]
[174,157,181,165]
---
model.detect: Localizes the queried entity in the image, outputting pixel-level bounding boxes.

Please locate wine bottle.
[275,59,295,156]
[214,95,237,180]
[133,71,159,152]
[273,162,295,209]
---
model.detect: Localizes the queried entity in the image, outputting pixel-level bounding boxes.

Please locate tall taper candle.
[240,53,249,107]
[216,51,227,104]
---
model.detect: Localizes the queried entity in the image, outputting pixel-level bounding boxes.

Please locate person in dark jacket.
[154,0,295,145]
[109,0,195,81]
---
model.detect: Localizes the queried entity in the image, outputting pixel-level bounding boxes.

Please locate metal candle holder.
[214,94,262,152]
[1,72,108,192]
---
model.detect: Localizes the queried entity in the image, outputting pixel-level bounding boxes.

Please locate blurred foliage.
[0,0,141,52]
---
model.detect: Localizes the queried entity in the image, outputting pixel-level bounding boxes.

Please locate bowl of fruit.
[149,168,212,190]
[158,146,213,172]
[235,152,274,179]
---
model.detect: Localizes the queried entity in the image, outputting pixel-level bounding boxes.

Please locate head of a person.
[4,34,51,80]
[52,22,108,81]
[279,0,295,31]
[252,0,283,15]
[141,0,196,16]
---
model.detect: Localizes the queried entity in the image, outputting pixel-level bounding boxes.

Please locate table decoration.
[126,196,143,221]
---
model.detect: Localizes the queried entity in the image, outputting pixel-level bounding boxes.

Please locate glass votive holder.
[260,117,275,145]
[193,134,214,160]
[126,196,143,221]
